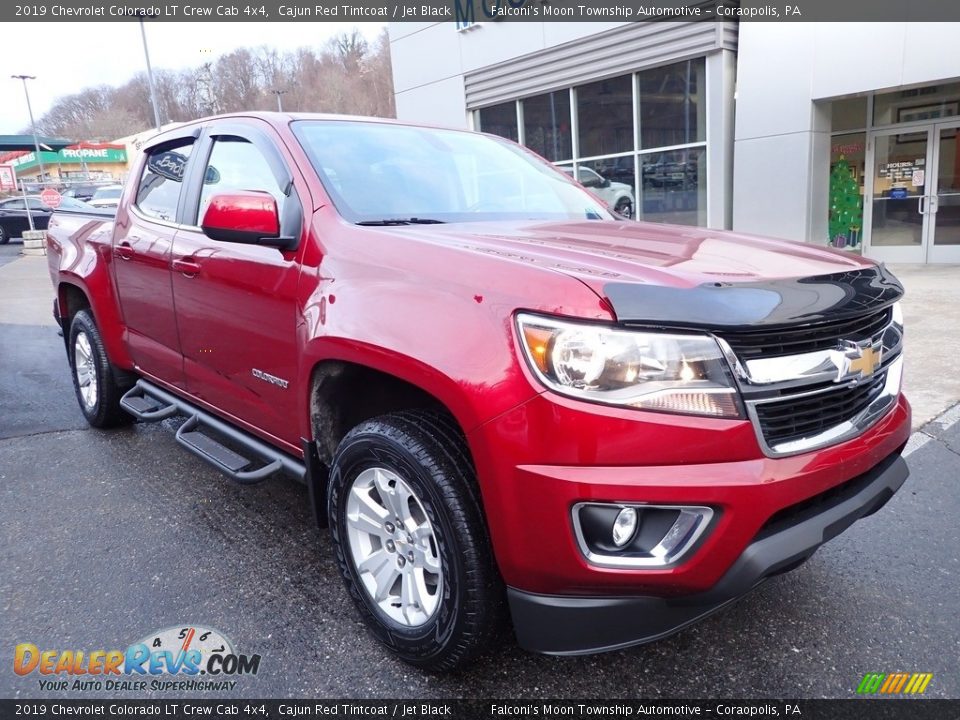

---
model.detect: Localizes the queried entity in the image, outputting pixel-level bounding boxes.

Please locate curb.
[903,402,960,457]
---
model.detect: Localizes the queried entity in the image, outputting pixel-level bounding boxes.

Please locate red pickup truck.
[47,113,910,671]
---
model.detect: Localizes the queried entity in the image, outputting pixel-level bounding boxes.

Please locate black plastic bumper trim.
[508,450,909,655]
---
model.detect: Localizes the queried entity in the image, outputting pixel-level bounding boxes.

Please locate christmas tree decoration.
[828,155,863,249]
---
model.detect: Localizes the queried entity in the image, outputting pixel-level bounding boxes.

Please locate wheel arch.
[57,281,91,329]
[304,355,485,532]
[56,277,134,370]
[308,359,456,466]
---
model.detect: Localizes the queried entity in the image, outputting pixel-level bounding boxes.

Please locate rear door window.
[136,140,195,222]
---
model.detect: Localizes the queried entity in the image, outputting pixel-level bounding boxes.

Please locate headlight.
[516,313,742,418]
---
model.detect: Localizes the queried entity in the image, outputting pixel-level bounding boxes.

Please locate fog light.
[612,507,638,547]
[573,502,715,568]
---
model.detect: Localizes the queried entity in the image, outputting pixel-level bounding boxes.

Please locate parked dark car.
[0,195,94,243]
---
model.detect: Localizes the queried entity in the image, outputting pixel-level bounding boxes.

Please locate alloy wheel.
[345,466,443,627]
[73,331,98,409]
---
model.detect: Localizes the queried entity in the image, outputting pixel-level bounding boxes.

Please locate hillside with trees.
[35,28,394,141]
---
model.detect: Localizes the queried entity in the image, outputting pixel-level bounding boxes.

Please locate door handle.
[116,241,134,260]
[918,196,927,215]
[172,257,201,277]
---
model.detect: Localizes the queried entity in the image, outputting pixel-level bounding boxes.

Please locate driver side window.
[196,137,285,225]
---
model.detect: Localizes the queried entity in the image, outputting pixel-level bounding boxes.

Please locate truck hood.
[396,219,903,328]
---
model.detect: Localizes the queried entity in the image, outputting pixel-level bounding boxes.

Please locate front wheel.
[327,410,502,671]
[0,225,9,244]
[68,309,134,428]
[614,197,634,219]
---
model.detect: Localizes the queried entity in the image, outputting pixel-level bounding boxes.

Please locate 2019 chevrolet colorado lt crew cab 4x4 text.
[46,113,910,671]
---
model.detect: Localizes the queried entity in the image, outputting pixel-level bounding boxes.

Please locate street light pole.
[271,89,287,112]
[11,74,46,184]
[138,17,163,131]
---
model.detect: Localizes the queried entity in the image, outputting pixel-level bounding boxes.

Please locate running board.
[120,380,305,485]
[120,386,178,420]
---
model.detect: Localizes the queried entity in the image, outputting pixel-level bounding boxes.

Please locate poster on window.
[0,164,15,192]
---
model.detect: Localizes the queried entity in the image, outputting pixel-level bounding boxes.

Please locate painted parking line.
[903,402,960,457]
[904,432,933,457]
[928,403,960,432]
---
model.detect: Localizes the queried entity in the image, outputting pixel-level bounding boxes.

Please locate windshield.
[55,196,96,210]
[292,120,612,224]
[93,187,122,200]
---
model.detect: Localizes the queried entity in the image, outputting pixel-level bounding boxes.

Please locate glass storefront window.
[639,146,705,226]
[869,132,927,248]
[477,102,518,142]
[476,57,710,227]
[523,90,572,162]
[873,82,960,127]
[637,59,705,150]
[578,156,636,218]
[577,74,633,159]
[933,127,960,246]
[828,132,866,250]
[832,97,868,132]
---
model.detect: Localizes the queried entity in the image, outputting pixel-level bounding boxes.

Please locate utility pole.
[138,17,163,131]
[271,89,288,112]
[11,74,46,183]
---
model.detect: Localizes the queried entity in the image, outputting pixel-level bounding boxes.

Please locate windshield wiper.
[356,218,447,226]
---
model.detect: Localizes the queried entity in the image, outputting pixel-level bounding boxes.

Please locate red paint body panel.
[468,393,910,595]
[45,112,912,605]
[46,212,134,371]
[172,224,303,452]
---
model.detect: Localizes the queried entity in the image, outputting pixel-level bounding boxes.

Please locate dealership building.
[388,21,960,264]
[0,143,128,182]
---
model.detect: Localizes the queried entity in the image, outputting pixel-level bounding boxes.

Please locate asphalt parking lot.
[2,242,959,699]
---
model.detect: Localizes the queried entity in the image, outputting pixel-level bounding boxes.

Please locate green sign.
[9,147,127,171]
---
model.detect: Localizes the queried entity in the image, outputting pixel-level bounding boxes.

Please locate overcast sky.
[2,22,386,135]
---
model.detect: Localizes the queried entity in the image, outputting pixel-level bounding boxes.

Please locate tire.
[327,410,503,671]
[68,309,135,428]
[614,197,634,219]
[0,226,9,244]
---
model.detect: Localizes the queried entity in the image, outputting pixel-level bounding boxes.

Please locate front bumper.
[468,392,911,595]
[508,448,908,654]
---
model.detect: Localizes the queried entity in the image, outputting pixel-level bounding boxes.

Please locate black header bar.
[1,700,957,720]
[6,0,960,23]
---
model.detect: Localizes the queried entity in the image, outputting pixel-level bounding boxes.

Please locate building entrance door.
[865,120,960,263]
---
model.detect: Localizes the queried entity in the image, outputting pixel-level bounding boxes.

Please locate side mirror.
[201,191,290,248]
[600,177,611,189]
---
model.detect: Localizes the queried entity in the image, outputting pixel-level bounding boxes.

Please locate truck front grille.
[754,371,888,448]
[721,308,891,359]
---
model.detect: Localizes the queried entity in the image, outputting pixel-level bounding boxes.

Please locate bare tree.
[35,31,396,141]
[332,28,368,74]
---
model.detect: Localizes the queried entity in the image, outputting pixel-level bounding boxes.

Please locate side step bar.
[120,380,305,485]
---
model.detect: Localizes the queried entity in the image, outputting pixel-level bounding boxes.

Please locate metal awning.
[0,134,74,152]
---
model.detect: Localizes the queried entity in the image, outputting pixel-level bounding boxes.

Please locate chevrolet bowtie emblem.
[837,340,882,382]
